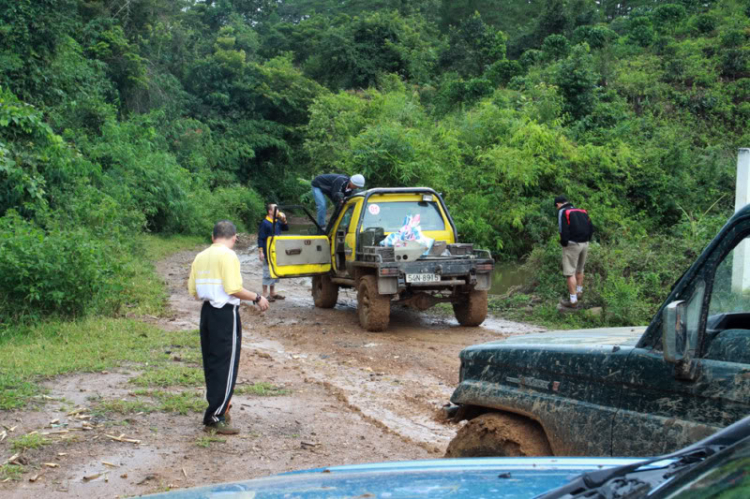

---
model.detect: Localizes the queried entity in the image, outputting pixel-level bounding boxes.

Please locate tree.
[553,44,599,120]
[542,34,571,60]
[439,12,507,78]
[652,4,687,34]
[303,11,439,89]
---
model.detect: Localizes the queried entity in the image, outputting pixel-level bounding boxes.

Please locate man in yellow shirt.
[188,220,269,434]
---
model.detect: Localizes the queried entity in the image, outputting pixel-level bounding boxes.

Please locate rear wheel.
[357,275,391,332]
[312,274,338,308]
[445,412,552,458]
[453,290,488,327]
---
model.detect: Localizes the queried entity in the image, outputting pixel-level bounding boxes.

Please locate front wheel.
[312,274,338,308]
[453,290,488,327]
[445,412,552,458]
[357,275,391,332]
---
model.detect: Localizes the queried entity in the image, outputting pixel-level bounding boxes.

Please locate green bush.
[202,185,265,234]
[0,212,123,325]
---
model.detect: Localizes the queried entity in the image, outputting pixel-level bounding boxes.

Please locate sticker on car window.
[368,204,380,215]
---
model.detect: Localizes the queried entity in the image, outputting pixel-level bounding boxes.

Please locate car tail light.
[476,264,493,272]
[379,268,400,276]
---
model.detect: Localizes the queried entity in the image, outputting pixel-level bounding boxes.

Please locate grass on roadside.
[11,433,50,452]
[120,234,205,317]
[131,389,206,415]
[0,464,24,481]
[94,399,157,415]
[95,390,206,416]
[136,234,205,262]
[195,435,226,448]
[235,382,290,397]
[150,390,206,415]
[130,362,203,388]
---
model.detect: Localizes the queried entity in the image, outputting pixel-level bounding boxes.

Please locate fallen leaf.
[83,473,102,482]
[42,463,59,468]
[29,474,42,483]
[102,461,117,468]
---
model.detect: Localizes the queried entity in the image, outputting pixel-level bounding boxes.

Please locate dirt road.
[2,238,541,498]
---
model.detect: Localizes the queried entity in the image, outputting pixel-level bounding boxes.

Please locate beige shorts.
[562,242,589,276]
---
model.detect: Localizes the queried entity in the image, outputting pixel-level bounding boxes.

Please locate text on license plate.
[406,273,440,283]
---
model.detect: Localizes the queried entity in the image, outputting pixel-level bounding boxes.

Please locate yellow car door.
[267,234,332,278]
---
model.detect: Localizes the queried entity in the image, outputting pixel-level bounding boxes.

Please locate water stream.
[489,261,533,296]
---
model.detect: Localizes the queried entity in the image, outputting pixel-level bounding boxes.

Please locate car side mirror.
[663,300,688,364]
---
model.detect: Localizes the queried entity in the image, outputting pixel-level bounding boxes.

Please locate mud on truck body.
[444,204,750,458]
[266,187,494,331]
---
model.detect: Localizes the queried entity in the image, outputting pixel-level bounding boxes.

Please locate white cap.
[350,174,365,188]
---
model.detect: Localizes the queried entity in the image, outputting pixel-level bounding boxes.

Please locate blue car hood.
[141,457,638,498]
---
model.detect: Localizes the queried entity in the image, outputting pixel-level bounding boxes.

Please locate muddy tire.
[312,275,339,308]
[445,412,552,458]
[452,290,488,327]
[357,275,391,332]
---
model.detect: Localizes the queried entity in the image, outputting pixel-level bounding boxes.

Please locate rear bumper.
[362,258,494,293]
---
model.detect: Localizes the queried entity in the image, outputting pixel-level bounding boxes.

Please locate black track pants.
[199,302,241,425]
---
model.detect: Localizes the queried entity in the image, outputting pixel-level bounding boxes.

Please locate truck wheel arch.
[445,410,554,458]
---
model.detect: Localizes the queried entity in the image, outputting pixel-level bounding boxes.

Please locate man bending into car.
[311,173,365,229]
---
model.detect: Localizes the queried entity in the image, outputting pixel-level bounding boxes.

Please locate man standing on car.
[555,196,594,309]
[188,220,269,435]
[258,203,289,302]
[311,173,365,229]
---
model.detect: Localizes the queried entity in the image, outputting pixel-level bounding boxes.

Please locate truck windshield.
[362,201,446,232]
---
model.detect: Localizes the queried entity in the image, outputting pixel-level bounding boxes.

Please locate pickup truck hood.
[488,326,647,348]
[456,327,647,384]
[141,458,639,498]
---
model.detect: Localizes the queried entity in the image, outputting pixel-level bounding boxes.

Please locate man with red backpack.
[554,196,594,309]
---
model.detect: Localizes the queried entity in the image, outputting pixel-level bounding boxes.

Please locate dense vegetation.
[1,0,749,328]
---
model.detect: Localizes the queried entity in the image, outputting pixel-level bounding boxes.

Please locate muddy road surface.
[2,237,541,498]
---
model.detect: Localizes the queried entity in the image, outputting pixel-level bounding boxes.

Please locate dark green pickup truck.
[446,204,750,458]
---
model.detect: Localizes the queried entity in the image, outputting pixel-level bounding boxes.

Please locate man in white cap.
[311,173,366,229]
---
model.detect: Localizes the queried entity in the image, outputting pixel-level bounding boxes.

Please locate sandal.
[266,295,276,303]
[271,294,286,300]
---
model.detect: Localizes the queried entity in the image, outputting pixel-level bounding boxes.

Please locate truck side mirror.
[663,300,688,364]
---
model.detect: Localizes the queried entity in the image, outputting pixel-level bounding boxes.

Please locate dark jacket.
[258,218,289,254]
[312,174,352,203]
[557,203,593,247]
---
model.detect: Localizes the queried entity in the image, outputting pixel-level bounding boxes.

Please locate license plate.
[406,273,440,283]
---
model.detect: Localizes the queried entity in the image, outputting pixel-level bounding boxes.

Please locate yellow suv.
[267,188,494,331]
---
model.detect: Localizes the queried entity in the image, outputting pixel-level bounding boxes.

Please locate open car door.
[267,205,332,279]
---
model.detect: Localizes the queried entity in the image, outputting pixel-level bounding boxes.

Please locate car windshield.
[361,201,445,232]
